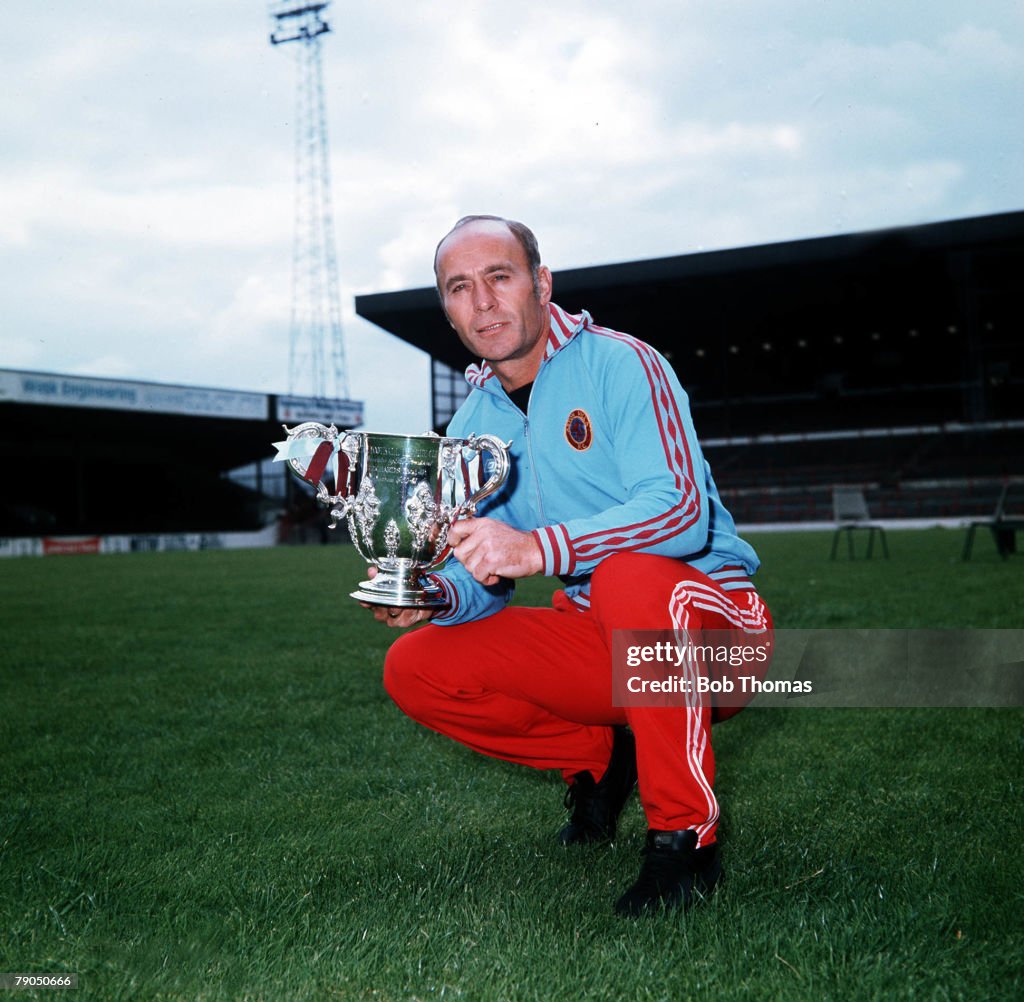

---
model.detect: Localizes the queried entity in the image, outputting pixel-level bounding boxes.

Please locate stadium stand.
[0,368,361,549]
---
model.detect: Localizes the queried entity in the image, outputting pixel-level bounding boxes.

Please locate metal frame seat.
[962,483,1024,560]
[829,486,889,559]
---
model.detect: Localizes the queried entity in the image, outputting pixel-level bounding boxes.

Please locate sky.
[2,1,1022,434]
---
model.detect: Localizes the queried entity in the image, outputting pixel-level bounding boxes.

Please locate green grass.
[1,529,1021,1001]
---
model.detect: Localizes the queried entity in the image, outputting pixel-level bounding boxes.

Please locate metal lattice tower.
[270,1,349,400]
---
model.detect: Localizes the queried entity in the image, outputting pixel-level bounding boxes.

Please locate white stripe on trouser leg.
[669,583,771,847]
[670,594,718,848]
[685,585,769,633]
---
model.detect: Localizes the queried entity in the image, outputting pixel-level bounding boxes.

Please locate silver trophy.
[274,425,511,607]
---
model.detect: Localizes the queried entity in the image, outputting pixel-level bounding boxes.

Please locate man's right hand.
[358,567,436,629]
[446,516,543,585]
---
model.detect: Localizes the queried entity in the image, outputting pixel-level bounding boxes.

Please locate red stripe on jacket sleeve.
[531,525,577,576]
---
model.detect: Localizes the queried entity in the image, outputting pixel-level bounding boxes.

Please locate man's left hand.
[447,517,543,585]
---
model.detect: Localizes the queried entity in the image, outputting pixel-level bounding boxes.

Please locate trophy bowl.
[274,425,511,608]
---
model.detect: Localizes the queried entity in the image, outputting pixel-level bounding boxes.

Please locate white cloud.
[0,167,292,249]
[941,23,1021,73]
[66,353,138,379]
[206,273,289,353]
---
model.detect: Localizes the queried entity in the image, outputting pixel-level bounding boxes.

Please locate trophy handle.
[456,434,511,516]
[281,422,359,513]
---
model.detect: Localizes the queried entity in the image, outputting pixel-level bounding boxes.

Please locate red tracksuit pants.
[383,552,773,847]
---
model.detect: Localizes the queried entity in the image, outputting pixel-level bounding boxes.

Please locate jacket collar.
[465,302,591,391]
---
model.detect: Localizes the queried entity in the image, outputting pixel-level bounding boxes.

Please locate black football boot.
[558,725,638,846]
[614,828,722,917]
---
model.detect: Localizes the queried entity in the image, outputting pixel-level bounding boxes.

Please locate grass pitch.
[1,530,1021,1000]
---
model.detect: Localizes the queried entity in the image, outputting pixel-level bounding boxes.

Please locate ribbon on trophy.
[272,431,342,487]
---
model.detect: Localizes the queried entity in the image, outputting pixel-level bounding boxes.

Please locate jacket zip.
[520,376,549,526]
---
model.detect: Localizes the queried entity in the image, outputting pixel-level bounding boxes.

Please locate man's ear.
[536,265,553,306]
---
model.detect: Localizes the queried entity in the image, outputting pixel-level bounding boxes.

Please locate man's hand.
[359,567,435,629]
[446,516,543,585]
[362,603,435,629]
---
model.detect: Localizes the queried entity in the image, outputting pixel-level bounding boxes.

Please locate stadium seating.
[705,426,1024,527]
[962,483,1024,559]
[829,487,889,559]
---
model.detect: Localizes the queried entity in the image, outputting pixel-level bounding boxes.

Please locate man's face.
[435,221,552,377]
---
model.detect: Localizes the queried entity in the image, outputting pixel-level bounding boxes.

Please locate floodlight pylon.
[270,1,349,401]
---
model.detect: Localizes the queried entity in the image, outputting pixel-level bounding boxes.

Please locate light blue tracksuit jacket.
[429,302,760,626]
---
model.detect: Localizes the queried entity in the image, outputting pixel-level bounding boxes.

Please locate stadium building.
[0,371,361,557]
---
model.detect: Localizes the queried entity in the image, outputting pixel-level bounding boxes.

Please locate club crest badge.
[564,408,593,451]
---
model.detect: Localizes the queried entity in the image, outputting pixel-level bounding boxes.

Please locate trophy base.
[350,570,447,609]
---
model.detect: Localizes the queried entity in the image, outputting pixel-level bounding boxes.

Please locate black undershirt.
[507,382,533,415]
